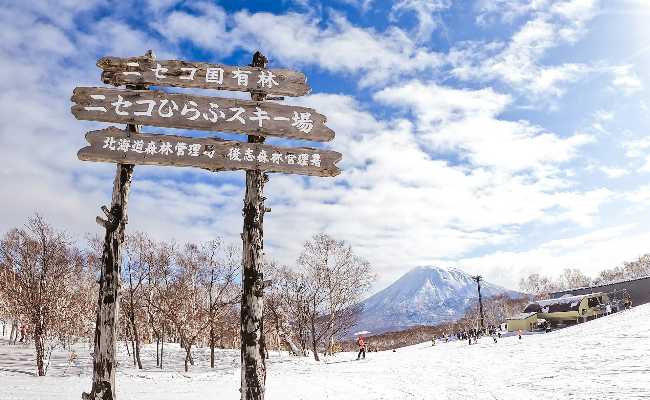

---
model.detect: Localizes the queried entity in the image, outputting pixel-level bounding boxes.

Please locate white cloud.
[374,80,593,173]
[610,65,643,95]
[390,0,451,42]
[623,136,650,158]
[457,223,648,290]
[475,0,550,24]
[640,156,650,172]
[454,0,600,97]
[593,110,614,122]
[151,5,443,87]
[624,184,650,204]
[600,166,629,178]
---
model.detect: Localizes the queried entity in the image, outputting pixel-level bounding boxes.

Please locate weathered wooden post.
[82,52,153,400]
[240,51,268,400]
[83,135,134,400]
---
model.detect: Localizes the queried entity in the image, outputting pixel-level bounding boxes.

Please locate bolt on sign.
[72,50,340,400]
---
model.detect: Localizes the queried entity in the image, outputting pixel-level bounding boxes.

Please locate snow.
[507,312,537,320]
[2,303,650,399]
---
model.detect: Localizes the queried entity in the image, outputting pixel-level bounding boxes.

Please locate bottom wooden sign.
[78,127,341,177]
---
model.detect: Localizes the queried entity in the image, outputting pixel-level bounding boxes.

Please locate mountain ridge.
[353,265,518,335]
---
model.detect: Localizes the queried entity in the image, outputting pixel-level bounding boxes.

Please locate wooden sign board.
[78,127,342,177]
[71,87,334,142]
[98,56,310,97]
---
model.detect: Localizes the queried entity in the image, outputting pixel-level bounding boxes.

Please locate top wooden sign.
[98,55,310,97]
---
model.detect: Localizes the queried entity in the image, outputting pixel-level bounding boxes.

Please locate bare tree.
[0,215,84,376]
[120,232,163,369]
[595,254,650,285]
[146,239,239,372]
[518,273,555,297]
[201,240,240,368]
[459,294,530,329]
[556,268,591,291]
[145,238,176,369]
[263,263,302,356]
[297,233,374,361]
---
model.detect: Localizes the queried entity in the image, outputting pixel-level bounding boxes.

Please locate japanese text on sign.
[100,135,322,167]
[81,92,314,133]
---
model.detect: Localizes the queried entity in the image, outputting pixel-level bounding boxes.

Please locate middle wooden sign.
[71,87,335,142]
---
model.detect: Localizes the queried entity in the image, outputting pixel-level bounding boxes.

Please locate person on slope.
[356,336,366,360]
[431,336,436,346]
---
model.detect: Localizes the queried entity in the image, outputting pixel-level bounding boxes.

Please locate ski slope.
[1,303,649,400]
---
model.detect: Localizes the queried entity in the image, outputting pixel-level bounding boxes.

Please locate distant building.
[506,312,538,332]
[549,275,650,307]
[507,292,609,332]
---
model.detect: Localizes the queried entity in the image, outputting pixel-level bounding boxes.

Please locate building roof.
[523,293,604,313]
[506,312,538,321]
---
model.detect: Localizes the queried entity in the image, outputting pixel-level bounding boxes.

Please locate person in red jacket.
[356,336,366,360]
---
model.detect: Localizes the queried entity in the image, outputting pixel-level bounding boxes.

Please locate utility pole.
[473,275,485,331]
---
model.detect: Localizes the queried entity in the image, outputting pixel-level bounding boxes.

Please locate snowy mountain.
[354,266,519,334]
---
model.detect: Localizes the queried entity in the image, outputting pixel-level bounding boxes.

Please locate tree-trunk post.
[83,54,151,397]
[83,159,134,400]
[240,51,269,400]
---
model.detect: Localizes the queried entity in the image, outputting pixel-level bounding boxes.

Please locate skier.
[431,336,436,346]
[356,336,366,360]
[518,329,523,340]
[19,324,26,343]
[492,332,498,343]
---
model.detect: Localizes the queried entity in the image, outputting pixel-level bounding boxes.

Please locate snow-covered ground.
[2,303,650,400]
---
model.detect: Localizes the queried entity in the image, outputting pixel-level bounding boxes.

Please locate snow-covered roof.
[506,312,538,320]
[524,292,605,313]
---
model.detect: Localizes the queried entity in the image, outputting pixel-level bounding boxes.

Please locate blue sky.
[2,0,650,292]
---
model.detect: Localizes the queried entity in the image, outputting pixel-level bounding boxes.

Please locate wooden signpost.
[98,55,310,97]
[73,51,339,400]
[71,87,334,141]
[78,127,342,177]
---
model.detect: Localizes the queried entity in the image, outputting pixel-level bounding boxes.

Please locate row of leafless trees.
[0,215,374,375]
[456,294,530,330]
[519,256,650,297]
